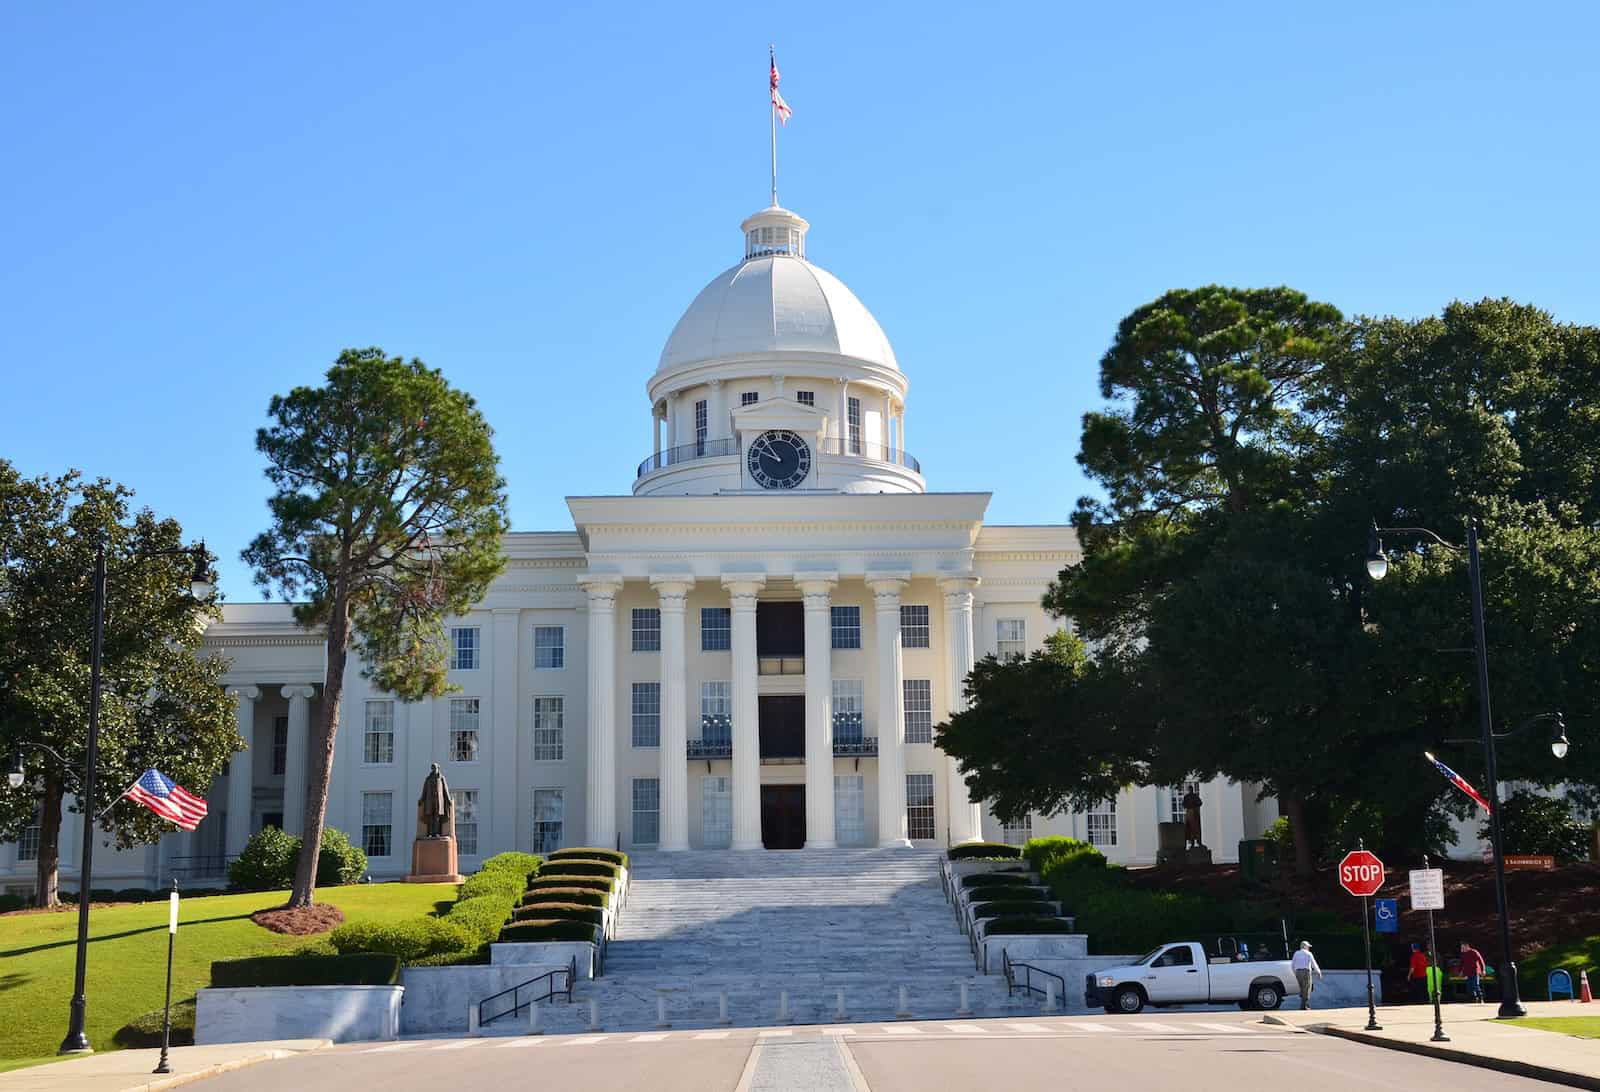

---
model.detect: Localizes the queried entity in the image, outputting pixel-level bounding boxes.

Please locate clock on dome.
[747,430,812,490]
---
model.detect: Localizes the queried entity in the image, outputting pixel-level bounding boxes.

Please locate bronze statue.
[1182,789,1204,849]
[417,762,453,839]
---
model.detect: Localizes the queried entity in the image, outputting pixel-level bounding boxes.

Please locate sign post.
[154,880,179,1075]
[1339,842,1385,1031]
[1410,859,1448,1043]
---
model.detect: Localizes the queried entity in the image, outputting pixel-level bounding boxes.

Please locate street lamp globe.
[1551,732,1570,760]
[188,545,214,601]
[6,754,23,790]
[1364,522,1389,581]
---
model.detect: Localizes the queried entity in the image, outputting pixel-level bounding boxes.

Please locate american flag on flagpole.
[1424,751,1491,814]
[126,768,209,830]
[770,51,792,125]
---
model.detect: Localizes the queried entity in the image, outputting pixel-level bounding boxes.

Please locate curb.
[1315,1026,1600,1091]
[116,1040,333,1092]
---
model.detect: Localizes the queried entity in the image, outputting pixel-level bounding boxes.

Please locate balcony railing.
[687,738,732,759]
[834,736,878,757]
[758,655,805,675]
[636,436,920,479]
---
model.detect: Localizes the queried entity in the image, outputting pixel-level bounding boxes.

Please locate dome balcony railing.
[636,437,920,479]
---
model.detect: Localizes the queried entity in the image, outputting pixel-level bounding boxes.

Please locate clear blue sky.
[5,2,1597,600]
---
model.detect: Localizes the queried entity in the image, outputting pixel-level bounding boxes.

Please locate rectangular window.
[632,778,660,845]
[834,775,866,845]
[534,626,565,669]
[632,608,661,652]
[997,618,1027,660]
[796,390,815,406]
[701,607,731,651]
[363,700,394,764]
[449,698,480,762]
[906,773,936,840]
[1167,782,1202,825]
[17,814,40,862]
[900,605,930,648]
[830,605,861,649]
[694,398,708,455]
[1002,813,1034,846]
[903,679,933,744]
[533,696,564,761]
[700,681,731,743]
[832,679,864,743]
[740,391,759,406]
[455,789,479,856]
[533,788,564,853]
[702,775,732,848]
[450,626,480,670]
[271,715,288,776]
[847,396,862,454]
[1087,797,1118,847]
[631,682,661,748]
[361,791,393,857]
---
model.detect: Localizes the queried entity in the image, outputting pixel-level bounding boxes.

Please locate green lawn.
[1520,934,1600,1000]
[1510,1016,1600,1039]
[0,883,452,1063]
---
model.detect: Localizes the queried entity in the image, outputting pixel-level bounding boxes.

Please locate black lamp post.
[6,539,213,1055]
[1365,516,1567,1019]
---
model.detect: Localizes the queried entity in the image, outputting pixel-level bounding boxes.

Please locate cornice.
[975,550,1081,563]
[206,635,326,649]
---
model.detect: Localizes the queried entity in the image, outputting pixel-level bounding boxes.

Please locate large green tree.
[0,462,238,906]
[244,348,508,908]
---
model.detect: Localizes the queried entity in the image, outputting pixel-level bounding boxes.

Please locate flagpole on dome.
[769,45,778,207]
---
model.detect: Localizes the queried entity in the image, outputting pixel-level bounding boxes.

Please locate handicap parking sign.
[1374,897,1399,933]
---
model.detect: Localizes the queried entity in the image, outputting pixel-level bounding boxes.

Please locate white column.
[898,408,906,463]
[939,576,983,844]
[580,576,623,849]
[225,686,261,855]
[666,393,678,450]
[835,379,849,443]
[279,684,315,836]
[798,575,837,848]
[491,609,520,854]
[723,575,766,850]
[653,404,662,456]
[869,576,912,848]
[708,379,726,442]
[651,576,694,851]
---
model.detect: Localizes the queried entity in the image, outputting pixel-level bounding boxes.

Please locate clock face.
[746,429,812,490]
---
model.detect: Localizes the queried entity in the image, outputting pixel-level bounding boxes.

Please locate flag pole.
[769,45,778,207]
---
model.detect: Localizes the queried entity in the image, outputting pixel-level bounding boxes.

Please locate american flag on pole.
[770,51,792,125]
[125,768,209,830]
[1424,752,1491,814]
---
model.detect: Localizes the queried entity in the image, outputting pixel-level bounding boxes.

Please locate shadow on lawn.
[0,973,31,992]
[0,913,256,958]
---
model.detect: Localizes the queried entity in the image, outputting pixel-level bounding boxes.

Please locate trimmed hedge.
[971,899,1056,919]
[960,871,1033,888]
[509,901,603,927]
[526,875,613,896]
[539,860,620,879]
[948,842,1022,861]
[480,851,543,880]
[212,953,401,987]
[113,1000,196,1048]
[498,919,600,943]
[442,894,516,946]
[982,917,1077,935]
[548,847,628,868]
[459,869,526,904]
[520,887,606,908]
[328,918,474,963]
[962,882,1047,899]
[0,894,26,912]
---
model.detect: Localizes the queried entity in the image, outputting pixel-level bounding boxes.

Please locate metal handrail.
[1002,949,1066,1003]
[634,436,922,479]
[832,737,878,757]
[637,438,738,477]
[478,955,576,1027]
[166,854,237,881]
[687,739,732,759]
[816,437,921,473]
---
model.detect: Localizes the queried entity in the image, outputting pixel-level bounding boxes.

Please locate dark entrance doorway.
[758,695,805,760]
[761,785,806,849]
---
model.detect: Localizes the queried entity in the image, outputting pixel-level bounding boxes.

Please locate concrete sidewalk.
[0,1040,330,1092]
[1266,1001,1600,1090]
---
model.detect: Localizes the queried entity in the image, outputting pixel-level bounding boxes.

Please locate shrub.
[971,899,1055,919]
[113,1000,196,1048]
[228,826,300,891]
[315,827,368,886]
[0,894,26,912]
[443,894,516,946]
[480,851,543,881]
[114,887,155,902]
[212,953,401,987]
[511,901,603,927]
[982,917,1078,935]
[548,847,628,867]
[539,859,619,878]
[498,919,599,943]
[948,842,1022,861]
[961,882,1046,900]
[961,871,1032,889]
[1484,790,1591,863]
[520,887,606,908]
[526,876,613,896]
[459,869,526,905]
[328,917,474,963]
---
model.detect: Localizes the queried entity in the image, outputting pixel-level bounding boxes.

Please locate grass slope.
[1509,1016,1600,1039]
[0,883,451,1062]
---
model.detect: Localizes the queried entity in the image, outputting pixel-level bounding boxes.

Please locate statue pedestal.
[1156,821,1187,866]
[407,836,463,883]
[1185,846,1213,866]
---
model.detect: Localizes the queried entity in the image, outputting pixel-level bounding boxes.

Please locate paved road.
[193,1012,1555,1092]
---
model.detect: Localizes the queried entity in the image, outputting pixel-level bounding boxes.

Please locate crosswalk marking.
[1061,1022,1118,1033]
[1124,1022,1184,1034]
[758,1029,793,1038]
[433,1041,476,1051]
[943,1024,987,1034]
[880,1025,923,1035]
[561,1035,610,1047]
[495,1037,544,1048]
[693,1031,731,1040]
[630,1033,669,1042]
[1004,1023,1049,1033]
[1191,1022,1253,1034]
[360,1042,423,1053]
[822,1028,856,1036]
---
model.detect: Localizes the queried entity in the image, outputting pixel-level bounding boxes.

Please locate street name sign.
[1339,850,1385,897]
[1409,868,1445,911]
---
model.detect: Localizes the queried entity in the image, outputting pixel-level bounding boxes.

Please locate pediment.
[730,397,829,436]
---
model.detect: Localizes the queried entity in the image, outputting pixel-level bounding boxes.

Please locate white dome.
[656,207,899,374]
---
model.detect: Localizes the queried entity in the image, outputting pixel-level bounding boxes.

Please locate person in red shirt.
[1459,941,1487,1002]
[1407,943,1431,1002]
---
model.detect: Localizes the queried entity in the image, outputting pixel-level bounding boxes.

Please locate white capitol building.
[2,202,1275,895]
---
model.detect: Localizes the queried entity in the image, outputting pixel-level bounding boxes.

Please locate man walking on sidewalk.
[1291,940,1324,1009]
[1459,941,1487,1002]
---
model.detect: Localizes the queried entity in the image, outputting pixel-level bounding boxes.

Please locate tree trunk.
[288,580,352,909]
[1283,794,1314,877]
[33,775,65,909]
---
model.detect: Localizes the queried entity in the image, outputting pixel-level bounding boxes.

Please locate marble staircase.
[501,848,1035,1034]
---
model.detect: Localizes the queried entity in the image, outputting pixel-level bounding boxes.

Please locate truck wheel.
[1113,986,1145,1014]
[1251,983,1282,1011]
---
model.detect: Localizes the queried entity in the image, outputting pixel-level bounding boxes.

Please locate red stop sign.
[1338,850,1385,897]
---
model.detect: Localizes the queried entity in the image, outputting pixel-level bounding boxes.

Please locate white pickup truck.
[1085,941,1297,1014]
